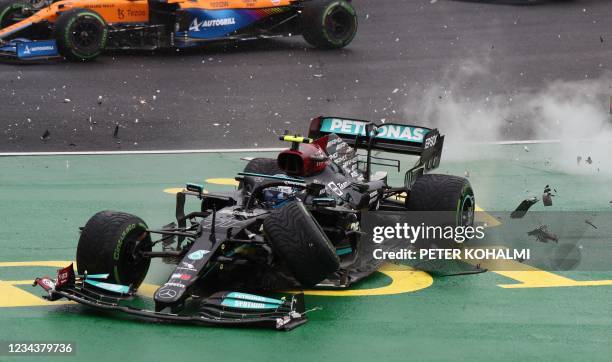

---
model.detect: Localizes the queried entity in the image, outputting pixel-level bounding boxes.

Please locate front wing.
[33,265,308,331]
[0,38,60,61]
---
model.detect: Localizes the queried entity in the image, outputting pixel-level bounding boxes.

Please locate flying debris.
[511,197,538,219]
[585,220,598,229]
[542,185,555,207]
[527,225,559,243]
[40,130,50,140]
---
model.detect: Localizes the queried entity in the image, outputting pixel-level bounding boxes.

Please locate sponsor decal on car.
[189,17,236,32]
[327,181,344,196]
[171,273,192,281]
[156,288,177,299]
[163,282,186,289]
[227,292,283,305]
[184,9,263,39]
[221,299,278,309]
[424,133,438,149]
[187,249,210,260]
[16,40,58,59]
[35,278,55,291]
[320,118,428,143]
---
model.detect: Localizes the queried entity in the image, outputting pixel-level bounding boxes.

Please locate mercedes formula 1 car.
[0,0,357,61]
[34,116,475,330]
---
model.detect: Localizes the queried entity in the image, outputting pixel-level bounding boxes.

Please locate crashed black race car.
[34,116,475,330]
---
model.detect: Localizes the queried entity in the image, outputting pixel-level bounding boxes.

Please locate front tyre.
[263,201,340,287]
[77,211,152,289]
[54,8,107,61]
[302,0,357,49]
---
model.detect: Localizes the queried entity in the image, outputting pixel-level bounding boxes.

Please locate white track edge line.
[0,139,563,157]
[0,148,286,157]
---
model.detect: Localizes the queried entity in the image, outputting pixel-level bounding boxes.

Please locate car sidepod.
[174,6,293,46]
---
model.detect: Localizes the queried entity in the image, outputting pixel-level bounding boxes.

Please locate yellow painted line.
[0,261,74,307]
[137,283,159,298]
[0,280,160,308]
[0,280,73,307]
[206,178,239,187]
[475,205,501,227]
[163,188,209,195]
[297,263,433,297]
[0,262,159,307]
[0,261,72,268]
[163,177,241,195]
[463,251,612,289]
[493,263,612,289]
[499,275,612,289]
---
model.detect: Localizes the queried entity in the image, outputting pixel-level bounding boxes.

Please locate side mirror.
[186,183,204,196]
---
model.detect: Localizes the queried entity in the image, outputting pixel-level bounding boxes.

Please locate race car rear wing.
[308,116,444,174]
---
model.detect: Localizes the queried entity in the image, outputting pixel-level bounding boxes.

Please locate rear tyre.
[302,0,357,49]
[263,201,340,287]
[77,211,152,289]
[0,1,35,38]
[0,1,26,28]
[54,8,107,61]
[406,174,475,248]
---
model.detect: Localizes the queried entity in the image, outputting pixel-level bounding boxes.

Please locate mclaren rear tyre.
[0,0,25,27]
[77,211,152,289]
[0,1,33,38]
[406,174,475,248]
[302,0,357,49]
[263,200,340,287]
[54,8,107,61]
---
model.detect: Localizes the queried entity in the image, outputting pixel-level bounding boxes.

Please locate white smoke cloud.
[401,59,612,174]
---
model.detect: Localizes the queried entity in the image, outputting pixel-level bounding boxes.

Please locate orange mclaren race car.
[0,0,357,61]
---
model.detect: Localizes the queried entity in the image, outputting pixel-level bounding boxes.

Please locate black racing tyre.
[263,201,340,287]
[77,211,152,289]
[302,0,357,49]
[0,1,29,36]
[53,8,107,61]
[406,174,475,224]
[406,174,475,247]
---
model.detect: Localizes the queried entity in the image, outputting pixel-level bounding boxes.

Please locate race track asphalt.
[1,0,612,152]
